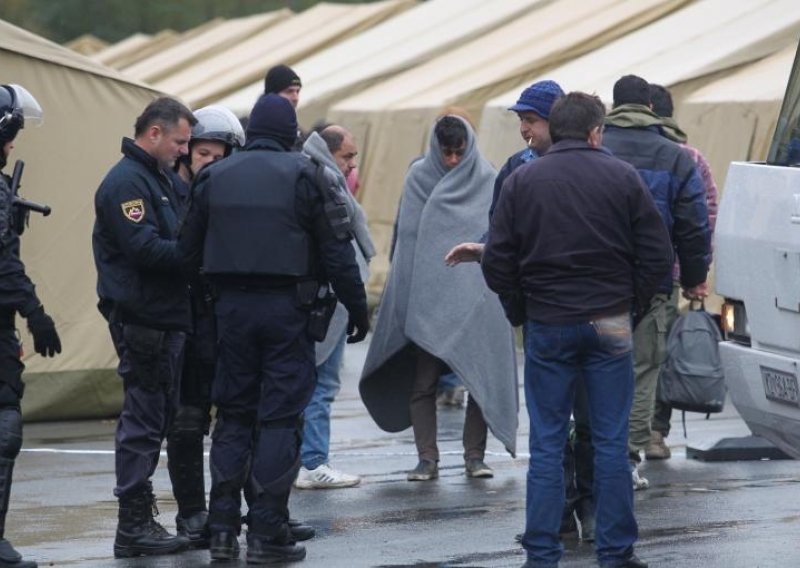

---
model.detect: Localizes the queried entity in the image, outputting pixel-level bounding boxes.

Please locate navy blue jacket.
[92,138,190,331]
[483,140,673,325]
[602,124,710,293]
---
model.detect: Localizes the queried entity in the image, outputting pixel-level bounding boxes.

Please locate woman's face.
[190,140,227,177]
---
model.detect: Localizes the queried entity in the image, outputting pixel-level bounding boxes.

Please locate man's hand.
[346,309,370,344]
[682,282,709,301]
[444,242,485,266]
[26,305,62,357]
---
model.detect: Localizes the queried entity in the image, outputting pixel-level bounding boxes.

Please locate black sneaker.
[209,530,240,561]
[0,538,37,567]
[465,459,494,478]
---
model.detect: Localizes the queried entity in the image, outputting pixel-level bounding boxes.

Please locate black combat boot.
[287,518,315,542]
[246,527,306,565]
[114,490,189,558]
[176,510,210,549]
[0,449,37,568]
[209,529,240,561]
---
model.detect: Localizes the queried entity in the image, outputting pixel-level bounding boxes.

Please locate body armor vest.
[203,151,311,277]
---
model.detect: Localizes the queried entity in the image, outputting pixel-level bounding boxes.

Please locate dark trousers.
[409,347,487,462]
[208,288,315,536]
[110,323,185,499]
[563,377,594,523]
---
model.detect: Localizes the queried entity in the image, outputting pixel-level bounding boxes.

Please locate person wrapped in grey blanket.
[360,115,518,481]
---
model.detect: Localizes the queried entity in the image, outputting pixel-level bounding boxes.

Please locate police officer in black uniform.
[166,105,244,549]
[0,84,61,568]
[92,97,196,559]
[178,93,369,565]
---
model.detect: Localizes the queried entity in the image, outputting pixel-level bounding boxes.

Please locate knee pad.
[169,405,207,442]
[0,408,22,460]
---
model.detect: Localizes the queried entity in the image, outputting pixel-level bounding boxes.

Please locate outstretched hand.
[444,242,484,266]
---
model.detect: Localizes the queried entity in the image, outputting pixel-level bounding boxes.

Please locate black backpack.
[658,304,726,415]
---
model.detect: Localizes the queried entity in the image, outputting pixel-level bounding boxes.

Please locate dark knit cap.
[508,80,564,119]
[264,64,302,94]
[246,93,298,150]
[613,75,650,107]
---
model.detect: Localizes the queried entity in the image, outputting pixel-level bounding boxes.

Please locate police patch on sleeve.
[121,199,145,223]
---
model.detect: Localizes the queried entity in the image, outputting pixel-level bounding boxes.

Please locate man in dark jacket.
[178,94,369,565]
[602,75,710,489]
[92,96,196,559]
[483,91,672,568]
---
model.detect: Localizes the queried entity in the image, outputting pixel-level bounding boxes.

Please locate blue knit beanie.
[246,93,297,149]
[508,80,565,119]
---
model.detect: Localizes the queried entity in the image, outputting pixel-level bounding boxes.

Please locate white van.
[715,44,800,458]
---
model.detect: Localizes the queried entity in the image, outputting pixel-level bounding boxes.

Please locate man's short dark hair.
[649,84,674,118]
[612,74,650,108]
[320,126,345,154]
[548,92,606,144]
[134,97,196,137]
[434,115,467,149]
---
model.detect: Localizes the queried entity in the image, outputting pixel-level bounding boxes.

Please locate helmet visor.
[8,84,43,127]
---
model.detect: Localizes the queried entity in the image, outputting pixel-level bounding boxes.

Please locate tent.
[479,0,800,168]
[1,19,163,421]
[327,0,688,296]
[677,45,796,190]
[90,30,179,68]
[64,34,108,56]
[156,0,415,109]
[217,0,544,124]
[121,10,291,85]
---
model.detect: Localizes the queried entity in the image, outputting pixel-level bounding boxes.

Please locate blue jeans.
[522,314,638,567]
[301,331,346,470]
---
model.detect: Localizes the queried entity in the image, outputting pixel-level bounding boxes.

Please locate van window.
[768,43,800,166]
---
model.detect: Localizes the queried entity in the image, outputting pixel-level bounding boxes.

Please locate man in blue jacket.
[92,97,196,558]
[602,75,710,490]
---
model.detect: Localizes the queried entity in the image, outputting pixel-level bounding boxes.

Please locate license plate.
[761,366,800,407]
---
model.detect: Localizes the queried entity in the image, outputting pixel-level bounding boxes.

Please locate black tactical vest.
[202,150,311,277]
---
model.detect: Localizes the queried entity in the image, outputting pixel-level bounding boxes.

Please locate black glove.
[26,305,62,357]
[346,309,370,344]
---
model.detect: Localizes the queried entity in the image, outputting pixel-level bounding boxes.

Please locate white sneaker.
[294,464,361,489]
[630,461,649,491]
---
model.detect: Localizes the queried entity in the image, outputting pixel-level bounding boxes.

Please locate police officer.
[178,94,369,564]
[92,97,196,558]
[166,105,244,548]
[0,84,60,568]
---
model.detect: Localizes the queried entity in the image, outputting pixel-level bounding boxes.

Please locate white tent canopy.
[479,0,800,167]
[121,11,291,85]
[217,0,543,123]
[156,0,415,108]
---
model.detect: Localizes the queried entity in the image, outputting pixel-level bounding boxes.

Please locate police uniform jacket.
[92,138,190,331]
[178,137,367,319]
[0,173,40,329]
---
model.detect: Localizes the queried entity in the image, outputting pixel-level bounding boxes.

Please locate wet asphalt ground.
[9,338,800,567]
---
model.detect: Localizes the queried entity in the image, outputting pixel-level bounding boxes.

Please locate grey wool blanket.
[303,132,375,365]
[359,116,519,456]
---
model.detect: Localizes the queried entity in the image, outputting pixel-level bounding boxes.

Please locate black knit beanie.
[246,93,298,150]
[264,64,302,94]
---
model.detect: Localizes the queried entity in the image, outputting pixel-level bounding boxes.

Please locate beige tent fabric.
[2,20,163,420]
[92,30,180,69]
[64,34,109,56]
[217,0,543,123]
[158,0,415,109]
[328,0,688,297]
[677,45,796,190]
[122,10,291,84]
[479,0,800,168]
